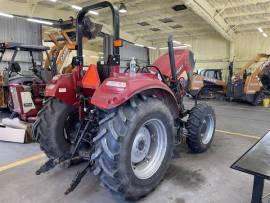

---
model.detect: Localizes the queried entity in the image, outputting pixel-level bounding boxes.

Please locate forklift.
[44,17,102,74]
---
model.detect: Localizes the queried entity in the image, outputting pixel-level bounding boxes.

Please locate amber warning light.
[114,40,123,47]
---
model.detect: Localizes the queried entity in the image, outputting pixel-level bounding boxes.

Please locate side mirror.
[10,62,21,73]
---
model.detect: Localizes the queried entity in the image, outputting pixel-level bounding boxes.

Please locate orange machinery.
[44,28,76,74]
[227,53,270,105]
[190,69,226,99]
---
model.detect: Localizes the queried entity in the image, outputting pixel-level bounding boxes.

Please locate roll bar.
[76,1,120,65]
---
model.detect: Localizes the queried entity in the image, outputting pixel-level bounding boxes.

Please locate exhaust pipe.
[168,35,177,82]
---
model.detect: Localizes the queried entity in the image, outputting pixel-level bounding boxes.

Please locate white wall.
[150,31,270,81]
[191,35,230,70]
[150,33,230,72]
[233,32,270,71]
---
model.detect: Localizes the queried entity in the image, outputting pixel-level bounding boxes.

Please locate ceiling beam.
[0,0,74,19]
[126,24,189,34]
[121,11,194,28]
[233,18,270,28]
[222,9,270,19]
[150,31,217,43]
[98,0,183,26]
[0,0,151,46]
[122,14,208,32]
[235,21,270,32]
[183,0,233,41]
[213,0,270,10]
[152,32,218,46]
[138,27,211,39]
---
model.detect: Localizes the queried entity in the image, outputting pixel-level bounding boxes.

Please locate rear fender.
[45,73,77,105]
[91,73,178,117]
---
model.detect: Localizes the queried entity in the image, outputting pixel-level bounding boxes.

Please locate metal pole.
[103,35,113,63]
[167,35,177,81]
[251,176,264,203]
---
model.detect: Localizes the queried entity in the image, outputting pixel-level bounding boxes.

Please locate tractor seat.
[10,62,21,74]
[97,61,111,82]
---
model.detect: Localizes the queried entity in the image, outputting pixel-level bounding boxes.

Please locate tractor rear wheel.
[92,97,174,200]
[32,99,79,159]
[186,103,216,153]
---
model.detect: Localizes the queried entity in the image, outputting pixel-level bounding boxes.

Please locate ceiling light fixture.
[119,3,127,13]
[0,12,14,18]
[174,45,193,49]
[148,46,157,50]
[159,45,191,50]
[71,5,82,11]
[27,18,53,25]
[258,27,264,33]
[49,0,57,2]
[173,40,182,45]
[183,43,192,47]
[263,33,268,37]
[134,43,144,47]
[89,10,99,15]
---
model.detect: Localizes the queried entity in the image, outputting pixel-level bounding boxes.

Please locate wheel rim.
[131,119,167,180]
[201,114,215,145]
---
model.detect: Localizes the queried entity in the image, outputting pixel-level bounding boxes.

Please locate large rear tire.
[186,103,216,153]
[32,99,78,159]
[92,97,174,200]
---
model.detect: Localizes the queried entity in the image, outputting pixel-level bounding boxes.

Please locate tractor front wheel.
[92,97,174,200]
[186,103,216,153]
[32,99,79,159]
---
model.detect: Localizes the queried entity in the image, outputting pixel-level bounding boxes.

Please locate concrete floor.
[0,99,269,203]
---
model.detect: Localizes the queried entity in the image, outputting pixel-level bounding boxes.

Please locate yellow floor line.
[216,129,260,140]
[0,129,261,173]
[0,153,46,173]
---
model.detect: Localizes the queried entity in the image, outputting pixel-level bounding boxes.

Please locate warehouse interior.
[0,0,270,203]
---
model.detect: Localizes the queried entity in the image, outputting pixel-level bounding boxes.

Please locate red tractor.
[0,42,55,122]
[33,1,216,200]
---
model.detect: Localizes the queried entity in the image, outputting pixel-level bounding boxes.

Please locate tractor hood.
[153,49,195,80]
